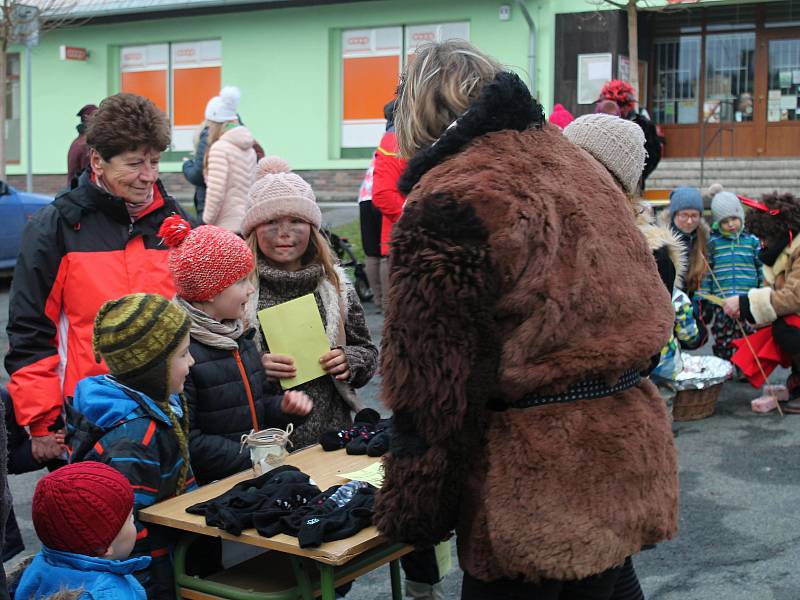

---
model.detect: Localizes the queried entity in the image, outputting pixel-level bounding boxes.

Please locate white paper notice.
[781,95,797,110]
[588,61,610,80]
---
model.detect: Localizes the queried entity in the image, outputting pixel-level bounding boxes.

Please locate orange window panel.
[121,70,168,115]
[173,66,221,126]
[343,56,399,120]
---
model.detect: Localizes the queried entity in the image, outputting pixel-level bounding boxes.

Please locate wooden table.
[140,446,410,600]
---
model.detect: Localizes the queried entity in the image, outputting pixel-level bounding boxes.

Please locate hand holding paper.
[258,294,331,389]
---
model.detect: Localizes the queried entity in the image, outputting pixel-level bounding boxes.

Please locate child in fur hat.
[242,156,378,450]
[698,184,761,361]
[724,193,800,411]
[66,293,197,598]
[14,462,146,599]
[158,216,312,484]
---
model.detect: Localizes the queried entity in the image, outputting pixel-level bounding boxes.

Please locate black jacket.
[184,330,304,484]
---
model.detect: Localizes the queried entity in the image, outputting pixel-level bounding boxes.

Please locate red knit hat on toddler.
[32,461,134,557]
[159,215,254,302]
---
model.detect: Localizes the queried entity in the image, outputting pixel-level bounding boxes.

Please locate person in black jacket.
[159,216,312,485]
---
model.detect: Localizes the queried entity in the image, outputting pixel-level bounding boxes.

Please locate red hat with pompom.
[158,215,254,302]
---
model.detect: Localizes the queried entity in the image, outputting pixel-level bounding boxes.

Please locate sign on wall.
[577,53,612,105]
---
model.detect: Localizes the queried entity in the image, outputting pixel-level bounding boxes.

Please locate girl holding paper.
[158,216,313,484]
[242,157,378,449]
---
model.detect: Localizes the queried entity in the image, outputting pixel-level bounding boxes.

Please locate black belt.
[490,368,641,411]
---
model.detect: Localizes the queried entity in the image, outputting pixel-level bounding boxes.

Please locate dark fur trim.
[374,194,501,546]
[745,192,800,248]
[398,72,544,195]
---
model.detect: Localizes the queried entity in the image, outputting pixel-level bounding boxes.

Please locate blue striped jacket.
[699,225,762,297]
[66,375,197,599]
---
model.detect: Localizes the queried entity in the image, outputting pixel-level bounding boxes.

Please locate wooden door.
[758,30,800,156]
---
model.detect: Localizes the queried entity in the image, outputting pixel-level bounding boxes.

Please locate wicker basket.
[672,383,723,421]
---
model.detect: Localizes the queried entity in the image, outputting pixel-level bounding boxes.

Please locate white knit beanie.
[204,96,220,121]
[563,113,646,195]
[241,156,322,237]
[207,86,240,123]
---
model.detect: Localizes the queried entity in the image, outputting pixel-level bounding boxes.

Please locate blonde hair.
[203,120,238,172]
[246,227,341,292]
[395,40,503,158]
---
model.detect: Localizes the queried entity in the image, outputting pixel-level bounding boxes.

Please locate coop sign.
[60,46,89,61]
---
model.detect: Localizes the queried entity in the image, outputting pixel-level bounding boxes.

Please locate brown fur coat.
[374,72,679,583]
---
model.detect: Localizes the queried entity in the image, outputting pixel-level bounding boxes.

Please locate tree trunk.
[627,0,639,106]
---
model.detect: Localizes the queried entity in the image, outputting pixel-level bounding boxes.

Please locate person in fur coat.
[724,193,800,412]
[373,41,679,599]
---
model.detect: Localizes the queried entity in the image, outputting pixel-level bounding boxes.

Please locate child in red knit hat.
[14,461,149,599]
[159,215,312,484]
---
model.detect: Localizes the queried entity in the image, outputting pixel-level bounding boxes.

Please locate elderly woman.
[6,93,191,464]
[373,41,679,600]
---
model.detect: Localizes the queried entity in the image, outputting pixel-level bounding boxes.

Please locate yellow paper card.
[434,540,453,577]
[339,462,385,488]
[257,293,329,390]
[695,292,726,307]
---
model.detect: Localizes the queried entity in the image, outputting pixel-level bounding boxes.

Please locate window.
[340,21,469,156]
[768,39,800,122]
[652,37,701,124]
[5,53,19,163]
[704,33,755,123]
[120,40,221,152]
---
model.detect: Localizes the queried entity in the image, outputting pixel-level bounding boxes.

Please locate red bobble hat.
[32,461,134,557]
[159,215,255,302]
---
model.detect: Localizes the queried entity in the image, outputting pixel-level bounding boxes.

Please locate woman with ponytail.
[66,293,198,598]
[242,156,378,449]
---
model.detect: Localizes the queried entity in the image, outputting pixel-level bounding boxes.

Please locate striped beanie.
[33,461,133,557]
[93,293,190,403]
[159,215,254,302]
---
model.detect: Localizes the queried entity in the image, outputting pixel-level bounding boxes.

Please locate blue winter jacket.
[66,376,198,599]
[14,545,150,600]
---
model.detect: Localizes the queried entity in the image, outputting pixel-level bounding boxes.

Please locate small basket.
[672,383,723,421]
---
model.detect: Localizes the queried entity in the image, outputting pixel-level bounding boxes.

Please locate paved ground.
[2,207,799,598]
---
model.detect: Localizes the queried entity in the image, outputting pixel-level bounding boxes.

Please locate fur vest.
[374,72,679,583]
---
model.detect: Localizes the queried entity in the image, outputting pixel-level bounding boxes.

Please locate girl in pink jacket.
[203,86,257,232]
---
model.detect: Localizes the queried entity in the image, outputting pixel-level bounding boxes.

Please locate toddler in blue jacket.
[14,461,149,599]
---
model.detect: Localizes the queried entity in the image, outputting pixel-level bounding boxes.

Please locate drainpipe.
[515,0,537,98]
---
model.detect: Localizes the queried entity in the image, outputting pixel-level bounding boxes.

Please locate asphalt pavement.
[1,204,798,598]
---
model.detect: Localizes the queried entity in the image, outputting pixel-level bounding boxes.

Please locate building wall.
[11,0,535,180]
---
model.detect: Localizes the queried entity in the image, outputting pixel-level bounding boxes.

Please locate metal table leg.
[319,564,336,600]
[389,559,403,600]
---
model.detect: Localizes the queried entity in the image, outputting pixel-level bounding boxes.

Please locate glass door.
[762,35,800,156]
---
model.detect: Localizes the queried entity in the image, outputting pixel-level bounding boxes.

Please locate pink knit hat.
[548,103,574,130]
[241,156,322,237]
[159,215,254,302]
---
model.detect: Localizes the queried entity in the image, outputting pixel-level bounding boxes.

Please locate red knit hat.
[159,215,255,302]
[32,461,134,556]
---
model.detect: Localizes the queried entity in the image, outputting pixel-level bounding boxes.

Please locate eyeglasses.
[674,212,701,222]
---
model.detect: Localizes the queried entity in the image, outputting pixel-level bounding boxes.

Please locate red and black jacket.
[5,171,191,436]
